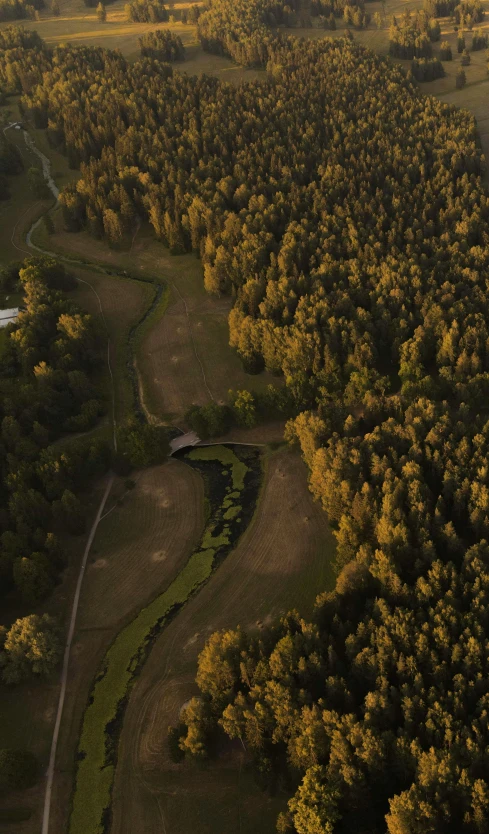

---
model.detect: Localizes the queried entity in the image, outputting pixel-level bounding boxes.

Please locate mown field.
[32,216,281,426]
[50,461,205,834]
[111,448,336,834]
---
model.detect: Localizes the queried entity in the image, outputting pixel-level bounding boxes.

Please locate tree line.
[125,0,168,23]
[138,29,185,61]
[0,0,43,22]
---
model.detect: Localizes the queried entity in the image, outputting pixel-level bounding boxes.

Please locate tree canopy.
[4,10,489,830]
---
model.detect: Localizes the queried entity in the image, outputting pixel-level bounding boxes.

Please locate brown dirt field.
[111,448,336,834]
[48,460,205,834]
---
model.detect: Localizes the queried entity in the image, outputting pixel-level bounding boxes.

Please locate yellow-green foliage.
[223,505,241,520]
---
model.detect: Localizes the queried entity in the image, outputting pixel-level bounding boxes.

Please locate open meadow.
[111,448,336,834]
[32,217,281,426]
[49,460,205,834]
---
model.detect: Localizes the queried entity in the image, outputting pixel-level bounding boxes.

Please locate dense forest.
[0,257,109,605]
[2,0,489,826]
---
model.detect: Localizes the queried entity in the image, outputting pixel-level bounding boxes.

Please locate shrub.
[456,66,467,86]
[440,40,452,58]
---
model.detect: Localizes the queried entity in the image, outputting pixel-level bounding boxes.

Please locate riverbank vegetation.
[69,445,262,834]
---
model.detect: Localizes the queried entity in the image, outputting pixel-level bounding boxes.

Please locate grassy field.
[33,216,281,426]
[68,266,155,426]
[111,448,336,834]
[50,461,205,834]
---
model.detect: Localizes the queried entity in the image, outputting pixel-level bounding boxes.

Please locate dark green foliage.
[0,258,107,603]
[125,0,167,22]
[43,212,54,234]
[461,47,471,63]
[83,0,114,8]
[0,23,42,48]
[0,749,38,791]
[410,56,444,80]
[0,262,21,293]
[167,723,186,763]
[180,3,200,24]
[116,420,169,469]
[0,0,43,22]
[471,28,487,49]
[424,0,484,21]
[0,136,23,177]
[138,29,185,61]
[453,0,484,23]
[0,26,49,93]
[456,66,467,85]
[0,136,23,200]
[0,614,61,684]
[389,13,434,58]
[439,39,452,58]
[27,165,50,198]
[185,403,232,439]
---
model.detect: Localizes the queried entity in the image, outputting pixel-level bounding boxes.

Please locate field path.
[2,124,121,834]
[41,474,114,834]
